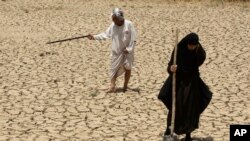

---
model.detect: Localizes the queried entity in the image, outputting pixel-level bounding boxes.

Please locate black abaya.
[158,33,212,135]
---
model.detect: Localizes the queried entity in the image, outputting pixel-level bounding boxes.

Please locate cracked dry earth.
[0,0,249,141]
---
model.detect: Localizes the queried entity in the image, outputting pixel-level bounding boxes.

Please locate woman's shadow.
[176,136,214,141]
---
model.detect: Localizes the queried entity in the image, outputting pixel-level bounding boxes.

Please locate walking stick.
[169,29,179,141]
[46,35,89,44]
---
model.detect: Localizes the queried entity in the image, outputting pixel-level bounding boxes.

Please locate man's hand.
[123,48,129,54]
[170,65,177,73]
[87,34,94,40]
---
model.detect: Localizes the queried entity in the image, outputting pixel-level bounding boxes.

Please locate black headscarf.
[167,32,206,75]
[176,33,204,75]
[178,32,199,50]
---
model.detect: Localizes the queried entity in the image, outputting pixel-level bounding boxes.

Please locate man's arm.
[88,25,112,40]
[125,23,136,53]
[94,25,112,40]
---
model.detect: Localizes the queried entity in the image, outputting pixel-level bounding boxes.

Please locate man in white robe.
[88,8,136,93]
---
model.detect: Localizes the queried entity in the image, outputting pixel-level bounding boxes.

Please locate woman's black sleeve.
[196,44,206,66]
[167,49,174,74]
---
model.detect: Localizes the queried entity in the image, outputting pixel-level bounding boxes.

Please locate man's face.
[112,16,124,26]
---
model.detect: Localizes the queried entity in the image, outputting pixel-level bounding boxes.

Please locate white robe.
[94,20,136,79]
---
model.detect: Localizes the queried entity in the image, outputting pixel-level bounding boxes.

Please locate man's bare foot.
[106,87,115,93]
[123,86,128,92]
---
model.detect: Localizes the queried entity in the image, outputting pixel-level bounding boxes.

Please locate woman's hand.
[170,65,178,73]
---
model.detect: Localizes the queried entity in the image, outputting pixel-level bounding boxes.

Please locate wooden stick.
[46,35,89,44]
[170,28,179,138]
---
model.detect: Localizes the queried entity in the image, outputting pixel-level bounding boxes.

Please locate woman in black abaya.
[158,33,212,141]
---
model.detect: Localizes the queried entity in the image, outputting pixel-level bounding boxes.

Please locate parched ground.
[0,0,249,141]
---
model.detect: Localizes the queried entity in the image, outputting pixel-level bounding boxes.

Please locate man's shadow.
[115,87,140,94]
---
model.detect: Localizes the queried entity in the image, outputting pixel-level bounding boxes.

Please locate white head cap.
[111,8,124,21]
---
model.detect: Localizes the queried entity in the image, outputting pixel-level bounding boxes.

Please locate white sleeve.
[94,25,112,40]
[126,23,136,53]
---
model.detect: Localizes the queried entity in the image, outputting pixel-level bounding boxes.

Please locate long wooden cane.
[46,35,89,44]
[170,29,179,139]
